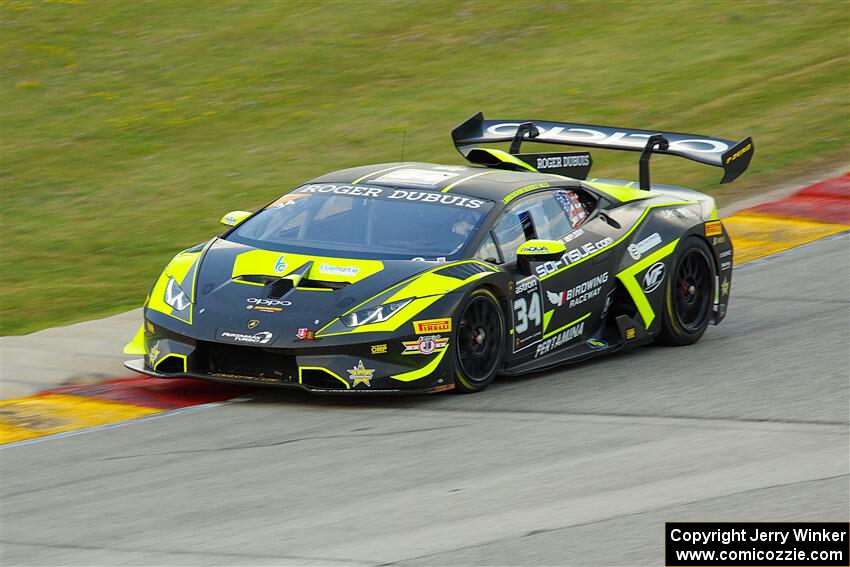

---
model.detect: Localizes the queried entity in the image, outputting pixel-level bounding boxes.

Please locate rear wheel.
[453,289,505,393]
[657,237,716,346]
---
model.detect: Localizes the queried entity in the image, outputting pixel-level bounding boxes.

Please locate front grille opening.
[196,341,296,382]
[300,368,348,390]
[156,355,186,374]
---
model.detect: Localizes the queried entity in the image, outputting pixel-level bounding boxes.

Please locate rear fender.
[702,220,733,324]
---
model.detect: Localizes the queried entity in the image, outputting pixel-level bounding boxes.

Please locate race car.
[124,112,753,393]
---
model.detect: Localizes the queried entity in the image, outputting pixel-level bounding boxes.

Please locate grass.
[1,0,848,335]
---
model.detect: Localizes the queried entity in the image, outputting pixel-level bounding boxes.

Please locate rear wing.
[451,112,754,187]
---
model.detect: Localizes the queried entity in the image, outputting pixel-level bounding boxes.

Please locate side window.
[492,190,582,263]
[474,233,500,263]
[527,193,572,240]
[491,209,527,264]
[556,189,591,228]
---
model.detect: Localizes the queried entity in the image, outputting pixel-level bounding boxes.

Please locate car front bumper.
[123,359,454,394]
[125,325,456,394]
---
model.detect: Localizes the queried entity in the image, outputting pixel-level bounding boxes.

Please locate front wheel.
[453,288,505,393]
[657,236,716,346]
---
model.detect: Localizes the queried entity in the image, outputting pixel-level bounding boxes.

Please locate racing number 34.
[514,292,542,333]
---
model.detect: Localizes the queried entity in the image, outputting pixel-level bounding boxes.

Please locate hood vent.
[234,274,349,293]
[235,275,280,285]
[434,262,492,280]
[297,278,349,291]
[269,278,294,298]
[233,274,295,298]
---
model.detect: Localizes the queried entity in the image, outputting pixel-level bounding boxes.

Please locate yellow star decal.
[347,360,375,387]
[721,278,730,297]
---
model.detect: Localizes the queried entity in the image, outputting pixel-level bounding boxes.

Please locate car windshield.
[225,183,494,260]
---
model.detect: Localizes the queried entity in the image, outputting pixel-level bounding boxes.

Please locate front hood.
[149,239,456,345]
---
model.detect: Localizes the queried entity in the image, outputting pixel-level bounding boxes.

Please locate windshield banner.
[292,184,491,210]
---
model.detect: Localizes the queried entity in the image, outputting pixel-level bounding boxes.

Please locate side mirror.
[516,239,566,275]
[220,210,251,227]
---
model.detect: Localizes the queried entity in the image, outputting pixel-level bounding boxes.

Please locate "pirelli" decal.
[413,318,452,334]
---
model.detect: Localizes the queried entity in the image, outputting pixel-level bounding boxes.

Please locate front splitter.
[123,359,453,395]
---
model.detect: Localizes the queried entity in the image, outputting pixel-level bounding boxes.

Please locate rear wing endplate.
[451,112,754,187]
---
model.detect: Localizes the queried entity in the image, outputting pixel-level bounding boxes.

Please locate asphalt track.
[1,234,848,566]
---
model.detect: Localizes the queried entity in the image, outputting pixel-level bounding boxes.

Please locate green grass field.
[1,0,848,335]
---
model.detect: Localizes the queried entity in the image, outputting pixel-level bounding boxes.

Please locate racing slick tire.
[657,236,716,346]
[452,288,505,393]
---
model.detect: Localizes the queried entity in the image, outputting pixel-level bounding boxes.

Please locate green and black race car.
[124,112,753,393]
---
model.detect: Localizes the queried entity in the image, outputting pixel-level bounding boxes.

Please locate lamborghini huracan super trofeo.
[124,112,752,393]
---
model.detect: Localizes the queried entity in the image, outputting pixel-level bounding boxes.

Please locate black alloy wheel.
[657,236,716,346]
[454,289,504,392]
[674,248,713,332]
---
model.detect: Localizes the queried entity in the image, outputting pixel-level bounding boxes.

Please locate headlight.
[699,197,717,221]
[164,276,191,310]
[342,298,413,327]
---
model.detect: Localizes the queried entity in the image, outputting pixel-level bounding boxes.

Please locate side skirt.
[499,335,654,376]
